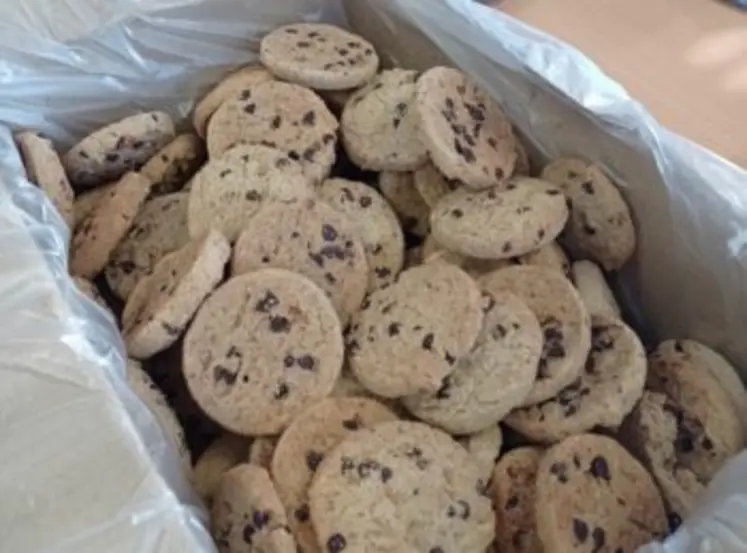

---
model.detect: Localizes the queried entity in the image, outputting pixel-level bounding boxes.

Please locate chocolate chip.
[453,138,476,163]
[546,189,561,196]
[105,152,119,163]
[297,354,315,371]
[492,324,508,339]
[269,315,291,333]
[374,267,391,279]
[506,495,520,509]
[388,322,401,336]
[444,351,456,365]
[702,436,714,450]
[445,97,455,110]
[342,415,362,430]
[381,467,393,482]
[422,333,434,350]
[261,255,270,263]
[322,224,338,242]
[295,504,310,522]
[242,524,255,544]
[325,272,337,285]
[591,527,606,553]
[502,242,512,254]
[283,355,295,368]
[581,181,594,194]
[573,518,589,543]
[549,461,568,483]
[214,365,238,386]
[244,103,256,114]
[253,510,270,529]
[255,290,279,312]
[451,209,464,218]
[487,137,498,150]
[161,322,180,336]
[274,382,289,399]
[306,450,324,471]
[239,89,251,100]
[309,252,324,267]
[287,150,300,161]
[359,195,372,208]
[297,40,311,48]
[327,533,347,553]
[323,132,336,145]
[270,115,282,129]
[285,27,299,34]
[464,102,485,122]
[436,377,451,399]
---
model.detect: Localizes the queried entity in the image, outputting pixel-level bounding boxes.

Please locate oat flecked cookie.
[271,397,398,553]
[480,266,591,406]
[341,69,427,171]
[16,131,74,230]
[232,198,369,325]
[535,434,668,553]
[70,172,152,278]
[348,263,484,399]
[183,269,344,436]
[309,421,495,553]
[416,66,517,190]
[260,23,379,91]
[63,111,175,189]
[206,81,338,183]
[211,464,297,553]
[122,230,231,359]
[141,133,206,195]
[318,178,405,290]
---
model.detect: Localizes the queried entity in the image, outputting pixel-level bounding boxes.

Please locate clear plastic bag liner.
[0,0,745,552]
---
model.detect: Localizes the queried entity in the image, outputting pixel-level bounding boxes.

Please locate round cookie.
[206,81,338,184]
[646,339,744,481]
[309,421,495,553]
[535,434,668,553]
[63,111,175,189]
[16,131,74,230]
[193,434,277,505]
[183,269,344,436]
[260,23,378,91]
[73,182,115,229]
[122,230,230,359]
[403,289,542,434]
[187,143,315,242]
[416,66,517,190]
[541,158,636,270]
[414,162,461,209]
[271,397,398,553]
[504,314,646,443]
[430,178,569,260]
[70,172,152,278]
[480,266,591,406]
[105,192,190,300]
[491,447,544,553]
[125,359,191,473]
[341,69,427,171]
[512,131,531,177]
[193,65,275,138]
[618,391,706,520]
[141,134,206,195]
[457,424,503,490]
[378,171,430,238]
[571,260,621,319]
[318,178,405,290]
[232,198,369,325]
[348,263,484,398]
[211,464,297,553]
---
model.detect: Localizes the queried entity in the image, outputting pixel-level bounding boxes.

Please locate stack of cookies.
[15,20,747,553]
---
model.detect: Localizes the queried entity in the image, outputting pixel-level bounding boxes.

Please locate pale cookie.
[260,23,378,90]
[207,81,338,183]
[457,424,503,490]
[646,339,744,481]
[348,263,483,398]
[403,289,542,434]
[193,434,277,505]
[141,134,206,195]
[105,192,190,300]
[70,172,151,278]
[480,266,591,406]
[212,464,297,553]
[125,359,191,472]
[378,171,430,237]
[16,131,74,230]
[571,261,621,319]
[71,276,110,313]
[193,65,275,138]
[535,434,668,553]
[310,421,494,553]
[184,269,344,436]
[122,230,230,359]
[430,179,568,260]
[64,111,175,189]
[618,391,706,521]
[73,182,115,228]
[512,131,531,177]
[504,314,646,443]
[271,397,398,553]
[414,162,461,209]
[232,199,369,324]
[318,178,405,290]
[416,66,517,190]
[187,143,315,242]
[491,447,544,553]
[341,69,427,171]
[541,158,636,270]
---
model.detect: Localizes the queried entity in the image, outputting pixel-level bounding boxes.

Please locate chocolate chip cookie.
[141,133,205,195]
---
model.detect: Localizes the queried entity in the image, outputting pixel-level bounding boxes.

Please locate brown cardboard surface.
[496,0,747,168]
